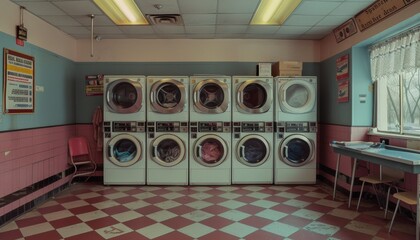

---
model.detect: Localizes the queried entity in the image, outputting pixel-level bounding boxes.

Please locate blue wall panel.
[0,32,76,131]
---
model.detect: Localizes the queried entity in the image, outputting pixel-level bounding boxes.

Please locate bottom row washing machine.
[275,121,317,184]
[147,121,189,185]
[189,121,231,185]
[103,121,146,185]
[232,122,274,184]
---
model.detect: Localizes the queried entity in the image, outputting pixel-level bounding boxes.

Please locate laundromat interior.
[1,0,420,239]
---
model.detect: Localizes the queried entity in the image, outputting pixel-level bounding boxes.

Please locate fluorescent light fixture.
[251,0,302,25]
[94,0,148,25]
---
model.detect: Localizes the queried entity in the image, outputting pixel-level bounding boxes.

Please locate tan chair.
[356,164,403,219]
[388,191,417,233]
[68,137,97,184]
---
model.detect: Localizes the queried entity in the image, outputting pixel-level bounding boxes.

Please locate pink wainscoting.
[0,125,76,204]
[76,124,103,166]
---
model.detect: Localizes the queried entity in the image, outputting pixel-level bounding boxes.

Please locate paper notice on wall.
[338,80,349,103]
[336,54,349,81]
[85,74,104,96]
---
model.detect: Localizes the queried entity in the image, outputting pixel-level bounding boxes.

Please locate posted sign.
[3,48,35,113]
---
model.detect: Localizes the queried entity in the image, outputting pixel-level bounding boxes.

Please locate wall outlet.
[380,138,389,145]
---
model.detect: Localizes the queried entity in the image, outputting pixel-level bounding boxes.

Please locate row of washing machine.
[103,75,317,186]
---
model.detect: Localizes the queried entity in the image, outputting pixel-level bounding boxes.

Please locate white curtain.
[370,26,420,82]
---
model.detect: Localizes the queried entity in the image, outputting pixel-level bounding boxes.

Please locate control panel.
[277,121,317,139]
[103,121,145,138]
[147,121,188,139]
[232,122,273,139]
[190,121,231,139]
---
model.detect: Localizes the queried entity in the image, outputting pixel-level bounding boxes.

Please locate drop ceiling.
[9,0,375,40]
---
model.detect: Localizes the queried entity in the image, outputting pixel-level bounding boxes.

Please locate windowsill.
[368,128,420,141]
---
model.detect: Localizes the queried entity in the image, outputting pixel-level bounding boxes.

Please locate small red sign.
[16,38,24,46]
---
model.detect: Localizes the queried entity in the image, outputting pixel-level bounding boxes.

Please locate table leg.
[417,174,419,240]
[348,158,357,208]
[333,154,341,200]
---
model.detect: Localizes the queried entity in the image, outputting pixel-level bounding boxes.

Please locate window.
[370,26,420,136]
[376,69,420,135]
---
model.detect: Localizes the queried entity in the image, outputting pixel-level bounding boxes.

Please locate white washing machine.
[232,76,273,122]
[275,121,317,184]
[189,122,231,185]
[232,121,274,184]
[103,121,146,185]
[190,76,231,121]
[104,75,146,122]
[147,121,189,185]
[275,76,317,122]
[147,76,189,122]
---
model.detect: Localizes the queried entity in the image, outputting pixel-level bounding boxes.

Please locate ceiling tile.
[306,26,333,35]
[217,14,253,25]
[94,26,123,35]
[58,26,90,34]
[15,2,66,16]
[283,15,324,26]
[118,26,155,34]
[53,1,102,15]
[246,26,281,34]
[294,1,341,15]
[218,0,259,14]
[317,15,353,26]
[127,34,159,39]
[178,0,217,14]
[152,25,185,34]
[73,15,114,27]
[135,0,180,14]
[182,14,216,25]
[185,25,215,34]
[214,33,247,39]
[332,1,375,15]
[42,15,82,26]
[276,26,311,34]
[216,25,248,34]
[96,34,129,39]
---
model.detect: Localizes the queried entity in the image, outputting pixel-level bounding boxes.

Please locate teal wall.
[0,32,76,131]
[75,62,320,123]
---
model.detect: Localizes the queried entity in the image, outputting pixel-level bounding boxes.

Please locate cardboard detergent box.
[272,61,303,76]
[257,63,272,76]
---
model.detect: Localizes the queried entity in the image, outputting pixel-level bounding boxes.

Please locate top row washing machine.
[275,76,317,122]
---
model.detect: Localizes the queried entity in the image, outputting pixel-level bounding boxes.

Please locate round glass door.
[237,80,272,113]
[236,135,270,167]
[279,80,315,114]
[151,134,186,167]
[279,135,314,167]
[106,79,143,113]
[194,135,228,167]
[107,134,142,167]
[193,79,229,114]
[150,79,186,113]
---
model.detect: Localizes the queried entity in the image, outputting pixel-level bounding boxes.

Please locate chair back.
[69,137,90,157]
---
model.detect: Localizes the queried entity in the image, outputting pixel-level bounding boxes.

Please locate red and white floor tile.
[0,183,415,239]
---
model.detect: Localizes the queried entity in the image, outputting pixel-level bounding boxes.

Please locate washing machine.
[147,121,189,185]
[103,121,146,185]
[147,76,189,122]
[190,76,231,121]
[232,121,274,184]
[275,121,317,184]
[232,76,273,122]
[275,76,317,122]
[189,122,231,185]
[103,75,146,122]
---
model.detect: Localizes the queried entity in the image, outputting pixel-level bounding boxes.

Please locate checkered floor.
[0,182,416,240]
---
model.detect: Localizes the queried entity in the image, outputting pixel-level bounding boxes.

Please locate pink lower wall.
[0,125,76,216]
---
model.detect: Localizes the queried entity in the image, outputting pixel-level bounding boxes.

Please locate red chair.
[68,137,97,184]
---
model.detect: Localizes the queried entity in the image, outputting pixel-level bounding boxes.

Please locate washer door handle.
[283,145,289,159]
[152,146,158,158]
[240,145,245,158]
[107,145,113,158]
[197,144,202,159]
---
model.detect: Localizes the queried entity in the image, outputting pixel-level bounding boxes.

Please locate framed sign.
[85,74,104,96]
[3,48,35,114]
[333,18,358,43]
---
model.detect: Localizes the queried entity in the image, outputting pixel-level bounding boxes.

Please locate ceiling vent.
[147,14,184,25]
